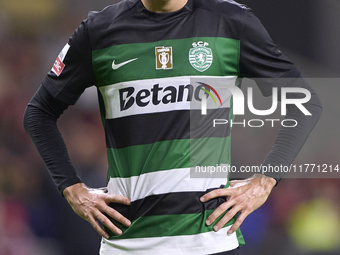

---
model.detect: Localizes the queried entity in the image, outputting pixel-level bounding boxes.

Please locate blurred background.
[0,0,339,254]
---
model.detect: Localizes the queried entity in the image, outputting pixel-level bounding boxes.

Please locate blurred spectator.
[288,182,340,254]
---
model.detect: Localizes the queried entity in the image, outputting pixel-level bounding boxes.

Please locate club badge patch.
[155,46,173,70]
[189,41,213,72]
[52,43,70,76]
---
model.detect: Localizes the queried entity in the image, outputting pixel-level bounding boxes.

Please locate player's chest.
[92,37,240,87]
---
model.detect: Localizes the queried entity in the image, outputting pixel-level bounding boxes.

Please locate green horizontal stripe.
[236,228,246,246]
[92,37,240,86]
[107,209,236,239]
[107,137,231,179]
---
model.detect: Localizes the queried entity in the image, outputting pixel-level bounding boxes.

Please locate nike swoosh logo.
[112,58,138,70]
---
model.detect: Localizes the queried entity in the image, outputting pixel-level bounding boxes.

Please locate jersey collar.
[136,0,193,22]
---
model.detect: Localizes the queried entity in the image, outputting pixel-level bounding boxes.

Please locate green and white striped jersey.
[43,0,298,254]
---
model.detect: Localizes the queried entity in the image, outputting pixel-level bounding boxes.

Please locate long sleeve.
[23,85,81,195]
[238,9,322,184]
[260,76,322,183]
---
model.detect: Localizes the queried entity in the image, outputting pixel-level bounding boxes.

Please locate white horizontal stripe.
[100,226,239,255]
[99,76,237,119]
[107,167,227,202]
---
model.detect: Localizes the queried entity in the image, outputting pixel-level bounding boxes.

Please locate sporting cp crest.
[189,42,213,72]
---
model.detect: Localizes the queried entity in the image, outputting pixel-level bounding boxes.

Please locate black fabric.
[105,108,230,149]
[24,0,322,196]
[42,0,298,112]
[239,9,296,85]
[86,0,243,49]
[23,85,81,195]
[260,74,322,184]
[209,247,242,255]
[108,185,226,221]
[43,21,95,105]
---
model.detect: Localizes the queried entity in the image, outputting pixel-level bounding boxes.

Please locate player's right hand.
[63,183,131,239]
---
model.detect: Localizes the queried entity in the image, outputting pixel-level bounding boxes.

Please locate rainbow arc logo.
[198,82,222,115]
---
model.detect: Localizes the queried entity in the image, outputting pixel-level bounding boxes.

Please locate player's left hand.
[200,174,276,235]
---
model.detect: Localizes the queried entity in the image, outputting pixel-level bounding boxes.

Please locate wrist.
[63,182,86,200]
[253,174,276,190]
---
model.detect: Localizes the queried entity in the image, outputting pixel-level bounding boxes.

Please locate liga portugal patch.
[52,56,65,76]
[51,43,70,76]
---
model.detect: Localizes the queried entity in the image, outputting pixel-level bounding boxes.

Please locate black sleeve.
[23,85,82,195]
[239,10,322,184]
[260,75,322,184]
[43,20,95,105]
[239,9,298,83]
[23,20,95,195]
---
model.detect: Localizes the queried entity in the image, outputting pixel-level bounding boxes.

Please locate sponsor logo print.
[198,82,222,115]
[51,43,70,76]
[189,41,213,72]
[155,46,173,70]
[198,82,222,106]
[119,83,212,111]
[112,58,138,70]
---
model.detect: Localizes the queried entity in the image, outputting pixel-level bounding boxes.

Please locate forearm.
[262,77,322,183]
[23,85,81,195]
